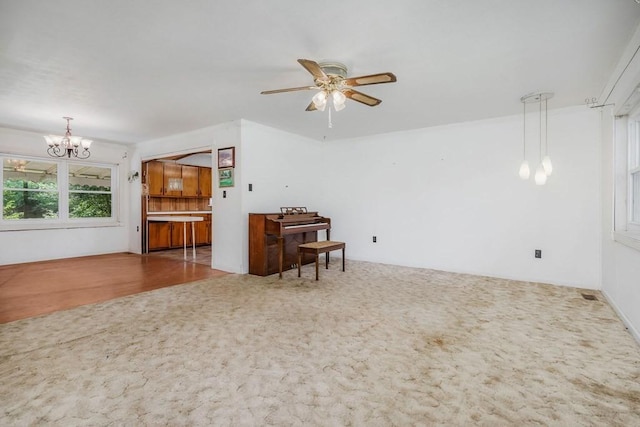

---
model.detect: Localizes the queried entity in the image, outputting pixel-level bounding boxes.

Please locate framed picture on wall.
[218,167,234,187]
[217,147,235,168]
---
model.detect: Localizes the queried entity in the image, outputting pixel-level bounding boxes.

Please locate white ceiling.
[1,1,640,144]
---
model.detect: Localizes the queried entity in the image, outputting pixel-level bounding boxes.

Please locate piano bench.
[297,241,346,281]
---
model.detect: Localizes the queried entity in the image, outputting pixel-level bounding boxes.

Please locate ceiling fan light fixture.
[332,90,346,109]
[312,91,327,110]
[261,58,396,122]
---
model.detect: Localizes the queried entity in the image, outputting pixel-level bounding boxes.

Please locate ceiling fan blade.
[305,101,317,112]
[298,59,328,81]
[344,72,397,87]
[343,89,382,107]
[261,86,316,95]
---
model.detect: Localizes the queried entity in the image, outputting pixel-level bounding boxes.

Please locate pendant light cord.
[539,97,543,161]
[545,97,548,155]
[522,101,526,159]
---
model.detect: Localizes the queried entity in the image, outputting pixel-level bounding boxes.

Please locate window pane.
[3,190,59,219]
[69,165,111,191]
[69,193,112,218]
[633,171,640,223]
[3,158,57,189]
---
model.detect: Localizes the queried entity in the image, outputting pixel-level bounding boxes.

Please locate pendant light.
[519,92,553,185]
[518,100,530,179]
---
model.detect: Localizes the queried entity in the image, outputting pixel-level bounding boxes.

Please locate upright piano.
[249,208,331,277]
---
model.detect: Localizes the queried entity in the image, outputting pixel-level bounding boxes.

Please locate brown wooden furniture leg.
[296,241,346,281]
[278,237,283,279]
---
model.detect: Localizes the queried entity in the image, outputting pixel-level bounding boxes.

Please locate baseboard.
[211,262,243,274]
[601,289,640,345]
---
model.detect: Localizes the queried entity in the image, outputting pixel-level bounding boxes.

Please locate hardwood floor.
[0,250,228,324]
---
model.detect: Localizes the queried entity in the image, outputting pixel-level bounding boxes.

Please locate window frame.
[629,121,640,228]
[1,154,119,230]
[626,115,640,234]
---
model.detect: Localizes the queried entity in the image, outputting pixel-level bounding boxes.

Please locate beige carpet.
[1,260,639,426]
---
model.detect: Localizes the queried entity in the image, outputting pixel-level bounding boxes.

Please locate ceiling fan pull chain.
[328,105,333,128]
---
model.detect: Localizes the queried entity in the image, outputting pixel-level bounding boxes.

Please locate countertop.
[147,216,204,222]
[147,211,211,215]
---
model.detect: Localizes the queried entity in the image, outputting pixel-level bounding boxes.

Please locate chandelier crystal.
[44,117,92,159]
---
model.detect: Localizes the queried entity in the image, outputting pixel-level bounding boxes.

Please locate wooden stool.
[297,241,346,280]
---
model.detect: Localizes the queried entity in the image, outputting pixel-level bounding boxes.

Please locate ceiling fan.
[261,59,397,112]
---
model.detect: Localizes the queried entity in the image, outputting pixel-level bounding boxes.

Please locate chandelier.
[44,117,92,159]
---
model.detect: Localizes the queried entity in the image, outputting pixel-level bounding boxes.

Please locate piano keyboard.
[284,222,329,229]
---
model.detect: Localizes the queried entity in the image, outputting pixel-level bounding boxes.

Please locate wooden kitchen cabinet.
[182,166,199,197]
[144,161,211,198]
[148,221,171,250]
[194,214,211,245]
[198,167,212,197]
[147,214,211,251]
[146,161,164,196]
[163,163,183,197]
[170,221,188,248]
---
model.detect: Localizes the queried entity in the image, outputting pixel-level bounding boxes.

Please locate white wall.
[0,127,131,264]
[239,121,325,272]
[319,106,602,288]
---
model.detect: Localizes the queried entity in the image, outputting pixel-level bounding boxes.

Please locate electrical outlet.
[223,190,227,198]
[535,249,542,258]
[373,236,377,243]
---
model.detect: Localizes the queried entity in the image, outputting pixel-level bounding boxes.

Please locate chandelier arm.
[45,117,92,159]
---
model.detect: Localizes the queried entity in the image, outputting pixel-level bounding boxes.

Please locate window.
[1,155,118,228]
[628,119,640,231]
[631,124,640,225]
[68,164,112,218]
[3,158,59,220]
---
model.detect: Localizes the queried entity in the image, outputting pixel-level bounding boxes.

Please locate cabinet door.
[170,222,187,248]
[198,167,212,197]
[163,163,182,196]
[148,222,171,250]
[182,166,199,197]
[146,161,164,196]
[195,216,211,245]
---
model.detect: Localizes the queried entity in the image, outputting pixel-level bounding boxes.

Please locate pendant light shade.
[535,164,547,185]
[542,155,553,175]
[519,160,531,180]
